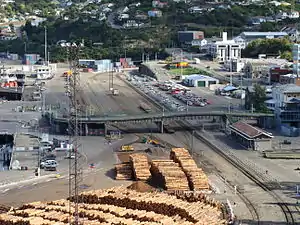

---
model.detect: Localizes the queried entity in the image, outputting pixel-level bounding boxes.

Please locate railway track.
[117,75,296,224]
[177,131,260,225]
[177,121,295,225]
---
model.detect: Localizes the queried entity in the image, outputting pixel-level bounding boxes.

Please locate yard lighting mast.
[62,42,84,225]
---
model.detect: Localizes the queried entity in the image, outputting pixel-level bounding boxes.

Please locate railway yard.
[0,61,300,224]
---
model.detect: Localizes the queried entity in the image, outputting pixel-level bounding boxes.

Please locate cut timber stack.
[170,148,209,190]
[129,153,151,181]
[150,159,189,191]
[115,163,133,180]
[0,186,227,224]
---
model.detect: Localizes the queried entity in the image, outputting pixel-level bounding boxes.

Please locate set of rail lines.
[81,74,298,224]
[118,75,298,225]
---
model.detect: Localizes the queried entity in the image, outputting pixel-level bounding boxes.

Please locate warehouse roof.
[185,74,218,81]
[230,121,273,139]
[274,84,300,93]
[240,32,288,37]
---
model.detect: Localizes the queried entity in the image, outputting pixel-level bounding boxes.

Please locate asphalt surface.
[144,61,243,112]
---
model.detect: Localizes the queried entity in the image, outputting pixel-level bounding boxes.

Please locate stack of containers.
[8,54,18,60]
[95,59,112,72]
[22,54,40,65]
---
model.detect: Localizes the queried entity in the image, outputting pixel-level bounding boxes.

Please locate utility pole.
[191,130,194,156]
[180,50,183,77]
[44,27,47,65]
[240,73,243,109]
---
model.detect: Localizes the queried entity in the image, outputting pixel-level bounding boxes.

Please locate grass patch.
[169,67,210,76]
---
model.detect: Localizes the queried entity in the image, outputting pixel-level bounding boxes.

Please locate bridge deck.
[47,111,274,124]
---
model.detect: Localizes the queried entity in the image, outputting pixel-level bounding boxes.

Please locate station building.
[229,121,273,151]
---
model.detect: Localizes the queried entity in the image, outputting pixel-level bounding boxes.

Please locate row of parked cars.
[130,76,187,112]
[172,92,211,107]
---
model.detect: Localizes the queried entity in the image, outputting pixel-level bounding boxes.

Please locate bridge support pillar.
[104,124,107,136]
[160,120,164,134]
[85,123,88,136]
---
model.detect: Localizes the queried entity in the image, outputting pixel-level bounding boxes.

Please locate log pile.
[129,154,151,181]
[0,186,226,225]
[150,159,189,191]
[170,148,209,190]
[115,163,133,180]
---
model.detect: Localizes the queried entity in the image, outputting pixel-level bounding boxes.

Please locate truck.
[120,145,134,152]
[42,160,58,171]
[176,62,189,68]
[139,101,151,113]
[163,125,175,134]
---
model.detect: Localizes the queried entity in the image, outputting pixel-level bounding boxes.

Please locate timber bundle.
[129,154,151,181]
[170,148,209,190]
[0,186,226,225]
[115,163,132,180]
[150,160,190,191]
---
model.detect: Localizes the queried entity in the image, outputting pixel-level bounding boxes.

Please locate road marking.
[1,188,9,193]
[46,179,52,182]
[32,182,38,185]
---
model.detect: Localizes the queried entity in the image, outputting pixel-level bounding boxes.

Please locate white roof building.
[206,32,243,63]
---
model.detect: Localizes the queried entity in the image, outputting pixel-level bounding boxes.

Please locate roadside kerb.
[0,174,65,191]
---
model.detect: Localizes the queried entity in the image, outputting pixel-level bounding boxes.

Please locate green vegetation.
[1,0,299,61]
[242,38,293,61]
[246,84,271,113]
[169,67,210,76]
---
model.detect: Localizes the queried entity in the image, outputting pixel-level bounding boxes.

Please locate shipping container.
[120,58,126,63]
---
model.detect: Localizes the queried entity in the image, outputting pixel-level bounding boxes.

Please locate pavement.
[139,61,243,112]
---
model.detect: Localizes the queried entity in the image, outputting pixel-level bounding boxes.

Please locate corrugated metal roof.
[185,74,218,81]
[230,121,273,139]
[241,32,288,36]
[274,84,300,93]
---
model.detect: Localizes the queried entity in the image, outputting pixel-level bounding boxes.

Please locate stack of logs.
[129,154,151,181]
[150,159,190,191]
[170,148,209,190]
[115,163,133,180]
[0,186,226,224]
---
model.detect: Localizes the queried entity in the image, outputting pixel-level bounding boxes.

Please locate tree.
[280,51,292,61]
[252,84,268,112]
[242,38,292,58]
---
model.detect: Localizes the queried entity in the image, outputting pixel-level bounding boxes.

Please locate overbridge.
[46,110,274,134]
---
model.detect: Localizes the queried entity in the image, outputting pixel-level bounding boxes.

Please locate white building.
[293,44,300,77]
[206,32,242,63]
[183,74,219,87]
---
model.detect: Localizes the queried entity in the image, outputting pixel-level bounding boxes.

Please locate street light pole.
[191,130,194,156]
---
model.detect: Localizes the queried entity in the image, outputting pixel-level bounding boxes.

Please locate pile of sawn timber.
[129,153,151,181]
[115,163,133,180]
[170,148,209,190]
[150,159,190,191]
